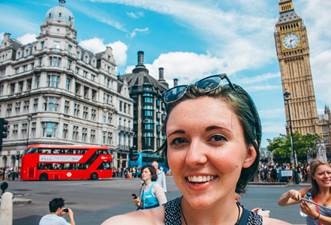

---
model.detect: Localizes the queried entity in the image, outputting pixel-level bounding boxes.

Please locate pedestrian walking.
[132,165,167,209]
[152,160,167,192]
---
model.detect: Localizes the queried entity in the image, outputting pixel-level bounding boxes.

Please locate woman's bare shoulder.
[101,207,164,225]
[263,217,292,225]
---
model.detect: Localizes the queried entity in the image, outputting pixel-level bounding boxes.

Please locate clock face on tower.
[282,33,300,49]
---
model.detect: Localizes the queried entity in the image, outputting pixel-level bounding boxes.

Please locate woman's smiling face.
[166,96,256,208]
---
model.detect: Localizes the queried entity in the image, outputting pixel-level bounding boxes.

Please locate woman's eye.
[209,134,227,142]
[170,137,188,146]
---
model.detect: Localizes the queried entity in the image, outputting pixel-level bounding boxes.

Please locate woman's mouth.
[186,175,218,184]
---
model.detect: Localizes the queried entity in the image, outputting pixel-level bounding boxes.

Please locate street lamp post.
[283,91,298,170]
[26,115,32,147]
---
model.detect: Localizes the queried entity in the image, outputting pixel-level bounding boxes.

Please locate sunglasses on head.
[162,73,235,104]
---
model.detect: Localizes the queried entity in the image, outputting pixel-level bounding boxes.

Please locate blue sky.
[1,0,331,147]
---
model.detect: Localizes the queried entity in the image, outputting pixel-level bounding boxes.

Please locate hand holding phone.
[63,208,69,213]
[301,198,321,207]
[132,193,137,199]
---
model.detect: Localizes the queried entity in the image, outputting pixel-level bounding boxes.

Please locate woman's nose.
[184,139,208,166]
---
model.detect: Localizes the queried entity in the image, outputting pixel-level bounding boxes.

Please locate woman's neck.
[181,196,239,225]
[144,179,152,186]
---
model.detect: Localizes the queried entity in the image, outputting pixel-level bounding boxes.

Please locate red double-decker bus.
[20,144,113,181]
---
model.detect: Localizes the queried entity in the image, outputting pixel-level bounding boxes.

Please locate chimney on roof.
[173,78,178,87]
[3,33,11,40]
[158,67,165,81]
[132,50,148,74]
[137,51,144,65]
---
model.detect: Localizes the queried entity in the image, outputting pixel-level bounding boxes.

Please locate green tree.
[267,132,320,164]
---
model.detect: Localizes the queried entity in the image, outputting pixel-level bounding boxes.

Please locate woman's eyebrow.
[205,125,231,132]
[167,130,185,137]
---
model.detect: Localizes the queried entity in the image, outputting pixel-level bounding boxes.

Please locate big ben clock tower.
[275,0,319,135]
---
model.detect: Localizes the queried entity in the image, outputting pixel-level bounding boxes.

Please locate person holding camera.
[132,165,167,209]
[39,197,75,225]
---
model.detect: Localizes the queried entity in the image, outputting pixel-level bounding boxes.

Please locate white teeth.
[187,175,215,182]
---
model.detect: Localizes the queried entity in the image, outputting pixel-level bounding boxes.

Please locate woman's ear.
[243,145,257,168]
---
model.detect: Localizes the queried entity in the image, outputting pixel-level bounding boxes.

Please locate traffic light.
[0,118,8,139]
[0,118,8,151]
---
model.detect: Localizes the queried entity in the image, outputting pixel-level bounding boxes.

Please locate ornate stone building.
[120,51,168,152]
[0,1,133,169]
[274,0,319,135]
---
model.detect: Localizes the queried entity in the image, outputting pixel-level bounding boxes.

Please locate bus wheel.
[40,173,48,181]
[90,173,98,180]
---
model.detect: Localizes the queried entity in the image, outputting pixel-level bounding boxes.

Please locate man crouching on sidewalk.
[39,197,75,225]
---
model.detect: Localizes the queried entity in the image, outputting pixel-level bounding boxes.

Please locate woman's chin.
[184,195,220,209]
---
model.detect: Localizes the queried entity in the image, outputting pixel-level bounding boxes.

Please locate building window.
[64,100,70,114]
[6,103,12,116]
[0,83,4,96]
[21,123,27,137]
[63,123,68,139]
[91,108,96,121]
[48,75,59,88]
[42,122,58,137]
[18,81,24,93]
[83,70,88,78]
[75,82,81,96]
[44,97,58,112]
[82,128,87,142]
[35,74,40,88]
[68,59,72,69]
[23,100,30,112]
[103,112,107,123]
[90,129,96,143]
[107,112,112,124]
[13,124,18,137]
[10,83,15,95]
[84,86,89,99]
[144,110,153,117]
[49,56,61,67]
[27,79,32,91]
[74,103,80,117]
[92,90,97,101]
[83,106,88,119]
[15,101,21,113]
[144,97,153,103]
[72,125,79,140]
[33,98,39,112]
[107,132,112,145]
[66,77,71,91]
[31,122,36,137]
[103,131,106,144]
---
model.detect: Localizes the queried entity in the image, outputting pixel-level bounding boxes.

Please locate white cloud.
[109,41,128,66]
[71,1,127,32]
[125,51,228,85]
[17,33,37,45]
[79,37,128,66]
[126,11,144,19]
[80,38,106,53]
[94,0,275,74]
[130,27,149,38]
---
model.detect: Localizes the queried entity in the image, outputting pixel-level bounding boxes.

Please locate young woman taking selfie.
[102,74,290,225]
